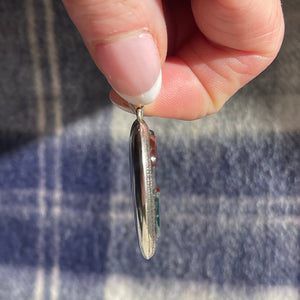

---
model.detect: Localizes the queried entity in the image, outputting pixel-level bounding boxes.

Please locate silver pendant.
[129,105,160,260]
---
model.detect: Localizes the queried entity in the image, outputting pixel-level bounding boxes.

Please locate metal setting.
[129,106,160,260]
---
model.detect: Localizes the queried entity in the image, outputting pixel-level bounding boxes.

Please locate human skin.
[62,0,284,120]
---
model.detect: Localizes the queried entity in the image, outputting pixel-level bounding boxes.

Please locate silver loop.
[136,106,144,123]
[128,103,144,123]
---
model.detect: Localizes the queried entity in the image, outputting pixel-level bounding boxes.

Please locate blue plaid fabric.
[0,0,299,299]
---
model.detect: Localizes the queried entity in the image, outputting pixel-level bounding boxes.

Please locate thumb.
[62,0,167,105]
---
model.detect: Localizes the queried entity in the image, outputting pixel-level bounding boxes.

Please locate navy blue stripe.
[0,212,38,266]
[106,216,299,286]
[0,139,39,189]
[158,132,300,198]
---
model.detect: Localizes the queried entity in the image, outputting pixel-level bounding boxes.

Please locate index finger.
[111,0,284,120]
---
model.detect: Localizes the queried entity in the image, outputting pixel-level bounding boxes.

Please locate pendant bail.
[128,103,144,122]
[136,106,144,123]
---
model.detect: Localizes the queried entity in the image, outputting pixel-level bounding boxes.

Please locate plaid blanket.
[0,0,299,299]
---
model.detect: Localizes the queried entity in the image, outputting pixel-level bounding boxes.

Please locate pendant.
[129,105,160,260]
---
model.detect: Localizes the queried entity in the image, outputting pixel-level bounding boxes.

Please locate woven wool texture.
[0,1,299,299]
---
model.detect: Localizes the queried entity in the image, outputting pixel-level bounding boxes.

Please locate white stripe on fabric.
[25,1,47,299]
[43,0,63,299]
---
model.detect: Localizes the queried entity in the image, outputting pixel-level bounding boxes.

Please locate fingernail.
[95,32,161,106]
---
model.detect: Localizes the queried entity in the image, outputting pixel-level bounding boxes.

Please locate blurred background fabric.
[0,0,299,299]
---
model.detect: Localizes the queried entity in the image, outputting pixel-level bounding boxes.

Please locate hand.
[62,0,284,120]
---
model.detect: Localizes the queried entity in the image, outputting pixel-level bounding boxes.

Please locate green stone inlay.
[155,191,160,238]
